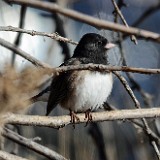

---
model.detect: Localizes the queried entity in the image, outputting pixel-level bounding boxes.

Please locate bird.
[46,33,115,124]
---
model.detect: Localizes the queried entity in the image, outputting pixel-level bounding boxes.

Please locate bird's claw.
[85,109,92,126]
[70,110,80,128]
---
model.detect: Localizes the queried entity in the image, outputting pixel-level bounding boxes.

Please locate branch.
[2,128,68,160]
[1,36,159,75]
[3,108,160,129]
[0,150,29,160]
[113,71,140,107]
[113,71,160,159]
[5,0,160,43]
[117,33,153,106]
[0,37,51,68]
[0,26,78,45]
[55,64,160,74]
[111,0,137,44]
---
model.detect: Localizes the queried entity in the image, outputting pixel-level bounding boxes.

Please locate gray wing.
[46,57,91,115]
[46,71,70,116]
[46,58,78,116]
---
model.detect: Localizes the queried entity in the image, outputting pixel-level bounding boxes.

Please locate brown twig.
[113,71,140,107]
[2,108,160,129]
[25,64,160,104]
[117,30,157,153]
[113,71,160,159]
[0,26,78,45]
[1,36,159,76]
[5,0,160,43]
[27,63,160,105]
[111,0,137,44]
[2,127,68,160]
[115,12,157,151]
[0,37,51,68]
[55,64,160,74]
[117,32,153,106]
[0,31,159,75]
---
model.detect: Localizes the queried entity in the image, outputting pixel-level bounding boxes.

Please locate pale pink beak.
[104,42,116,49]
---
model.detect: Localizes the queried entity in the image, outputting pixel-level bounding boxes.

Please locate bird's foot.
[70,110,80,128]
[85,109,92,126]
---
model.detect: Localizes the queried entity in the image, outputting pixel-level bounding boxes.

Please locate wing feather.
[46,73,69,115]
[46,57,89,115]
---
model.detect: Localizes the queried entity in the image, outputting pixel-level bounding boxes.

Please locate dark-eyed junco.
[46,33,115,123]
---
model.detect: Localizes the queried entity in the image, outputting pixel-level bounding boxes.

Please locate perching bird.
[46,33,115,123]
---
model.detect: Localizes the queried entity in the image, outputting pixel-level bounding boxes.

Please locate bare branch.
[55,64,160,74]
[0,26,78,45]
[2,128,68,160]
[113,71,160,158]
[0,150,29,160]
[111,0,137,44]
[117,33,153,106]
[113,71,140,107]
[5,0,160,43]
[0,37,51,68]
[2,108,160,129]
[1,37,159,75]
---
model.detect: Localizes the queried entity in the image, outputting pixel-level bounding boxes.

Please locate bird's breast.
[61,70,113,112]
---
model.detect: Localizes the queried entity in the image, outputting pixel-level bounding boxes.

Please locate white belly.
[62,71,113,112]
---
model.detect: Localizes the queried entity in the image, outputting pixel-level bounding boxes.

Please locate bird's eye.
[97,41,102,46]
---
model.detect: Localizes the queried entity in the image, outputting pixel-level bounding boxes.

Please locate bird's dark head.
[73,33,115,64]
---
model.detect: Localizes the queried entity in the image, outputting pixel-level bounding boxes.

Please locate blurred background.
[0,0,160,160]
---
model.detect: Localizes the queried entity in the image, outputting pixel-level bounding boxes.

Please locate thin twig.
[113,71,140,107]
[5,0,160,43]
[118,32,153,106]
[113,71,160,159]
[2,108,160,129]
[111,0,137,44]
[115,12,159,154]
[0,26,78,45]
[1,36,159,75]
[2,127,68,160]
[116,28,157,149]
[55,64,160,74]
[24,63,160,105]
